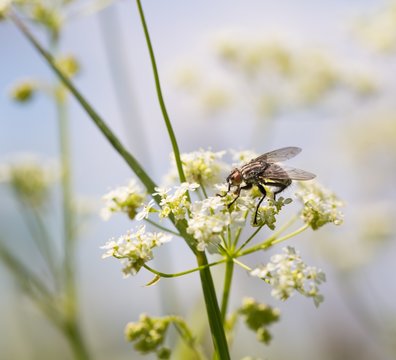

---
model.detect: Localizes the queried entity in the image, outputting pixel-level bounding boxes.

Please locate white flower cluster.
[165,149,227,187]
[101,179,145,221]
[101,225,171,277]
[251,246,326,307]
[296,181,344,230]
[187,195,246,252]
[154,182,199,221]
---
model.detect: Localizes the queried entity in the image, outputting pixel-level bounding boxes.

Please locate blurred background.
[1,0,396,359]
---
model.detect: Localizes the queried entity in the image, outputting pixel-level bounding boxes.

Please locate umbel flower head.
[164,149,227,187]
[250,246,326,307]
[101,179,146,221]
[101,225,171,277]
[296,181,344,230]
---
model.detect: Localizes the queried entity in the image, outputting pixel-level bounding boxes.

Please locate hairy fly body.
[219,147,316,225]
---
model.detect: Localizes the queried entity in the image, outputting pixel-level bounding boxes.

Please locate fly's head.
[227,168,243,187]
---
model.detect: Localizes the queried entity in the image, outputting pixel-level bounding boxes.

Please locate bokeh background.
[1,0,396,359]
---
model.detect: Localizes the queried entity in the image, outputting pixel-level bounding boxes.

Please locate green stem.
[14,198,58,281]
[9,11,158,198]
[56,86,91,360]
[220,259,234,323]
[171,316,204,360]
[196,252,230,359]
[135,0,186,186]
[143,258,226,278]
[144,218,181,237]
[62,319,92,360]
[236,225,264,253]
[56,88,75,310]
[232,258,252,272]
[238,223,309,257]
[135,2,229,358]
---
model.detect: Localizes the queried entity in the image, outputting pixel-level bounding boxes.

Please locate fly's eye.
[229,170,242,185]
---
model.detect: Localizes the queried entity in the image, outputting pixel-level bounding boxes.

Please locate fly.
[218,147,316,225]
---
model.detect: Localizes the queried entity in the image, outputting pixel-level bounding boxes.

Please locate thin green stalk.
[236,225,264,253]
[232,258,251,272]
[9,11,158,198]
[238,223,309,257]
[14,198,58,280]
[144,218,181,237]
[57,85,91,360]
[171,316,204,360]
[220,259,234,323]
[143,258,226,278]
[232,210,249,249]
[135,0,186,186]
[56,88,75,311]
[196,252,230,359]
[135,2,229,358]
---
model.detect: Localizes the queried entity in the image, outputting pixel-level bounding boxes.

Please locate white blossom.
[101,179,145,221]
[251,246,326,307]
[296,181,344,230]
[154,182,199,221]
[101,225,171,277]
[164,149,227,187]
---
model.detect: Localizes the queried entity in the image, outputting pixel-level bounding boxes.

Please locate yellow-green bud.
[56,55,80,77]
[10,81,36,103]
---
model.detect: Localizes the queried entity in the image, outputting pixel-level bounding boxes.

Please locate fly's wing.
[260,164,316,180]
[253,147,302,163]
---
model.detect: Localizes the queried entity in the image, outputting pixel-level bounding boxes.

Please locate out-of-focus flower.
[0,156,57,207]
[353,1,396,53]
[101,225,171,277]
[56,55,80,77]
[10,80,37,103]
[238,297,280,344]
[251,246,326,307]
[0,0,12,18]
[296,181,344,230]
[125,314,171,358]
[32,3,62,36]
[200,87,232,113]
[100,179,146,220]
[230,149,259,164]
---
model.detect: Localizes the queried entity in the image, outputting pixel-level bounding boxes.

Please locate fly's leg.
[254,183,267,225]
[216,182,232,197]
[227,183,252,208]
[262,181,291,201]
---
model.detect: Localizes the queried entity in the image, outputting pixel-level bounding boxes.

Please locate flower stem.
[220,259,234,323]
[196,252,230,359]
[9,11,158,197]
[236,225,264,253]
[238,223,309,257]
[144,218,181,236]
[56,85,91,360]
[135,0,186,186]
[143,258,226,278]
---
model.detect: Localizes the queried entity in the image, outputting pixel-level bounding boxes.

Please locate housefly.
[218,147,316,225]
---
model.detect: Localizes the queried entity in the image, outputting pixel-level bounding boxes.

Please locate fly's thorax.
[241,161,268,181]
